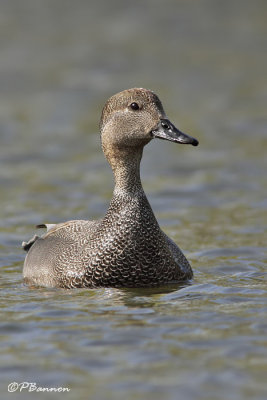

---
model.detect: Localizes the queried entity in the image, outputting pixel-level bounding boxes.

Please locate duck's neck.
[109,147,144,196]
[104,145,160,234]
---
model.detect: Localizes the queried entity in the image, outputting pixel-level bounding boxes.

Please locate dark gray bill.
[151,119,199,146]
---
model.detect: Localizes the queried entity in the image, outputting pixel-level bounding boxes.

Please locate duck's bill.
[151,119,199,146]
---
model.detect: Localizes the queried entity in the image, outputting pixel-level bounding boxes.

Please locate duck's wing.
[22,220,99,252]
[22,219,101,288]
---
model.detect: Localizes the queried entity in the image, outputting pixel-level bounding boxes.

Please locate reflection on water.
[1,0,267,399]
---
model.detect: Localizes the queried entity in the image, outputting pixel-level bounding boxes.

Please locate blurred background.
[1,1,266,400]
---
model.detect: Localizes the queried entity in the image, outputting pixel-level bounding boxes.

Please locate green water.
[1,1,266,399]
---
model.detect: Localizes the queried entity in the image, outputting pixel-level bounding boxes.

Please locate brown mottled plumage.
[22,88,198,288]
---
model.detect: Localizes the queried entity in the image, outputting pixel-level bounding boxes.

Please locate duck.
[22,88,198,288]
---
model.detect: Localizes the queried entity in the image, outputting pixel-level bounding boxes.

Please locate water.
[1,0,267,399]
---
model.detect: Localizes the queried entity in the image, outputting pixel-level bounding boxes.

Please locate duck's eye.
[130,102,140,111]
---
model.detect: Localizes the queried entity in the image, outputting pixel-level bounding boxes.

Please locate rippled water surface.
[1,1,266,399]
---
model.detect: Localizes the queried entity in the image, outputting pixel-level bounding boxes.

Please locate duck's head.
[100,88,198,163]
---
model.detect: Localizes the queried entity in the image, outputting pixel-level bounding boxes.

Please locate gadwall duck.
[22,88,198,288]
